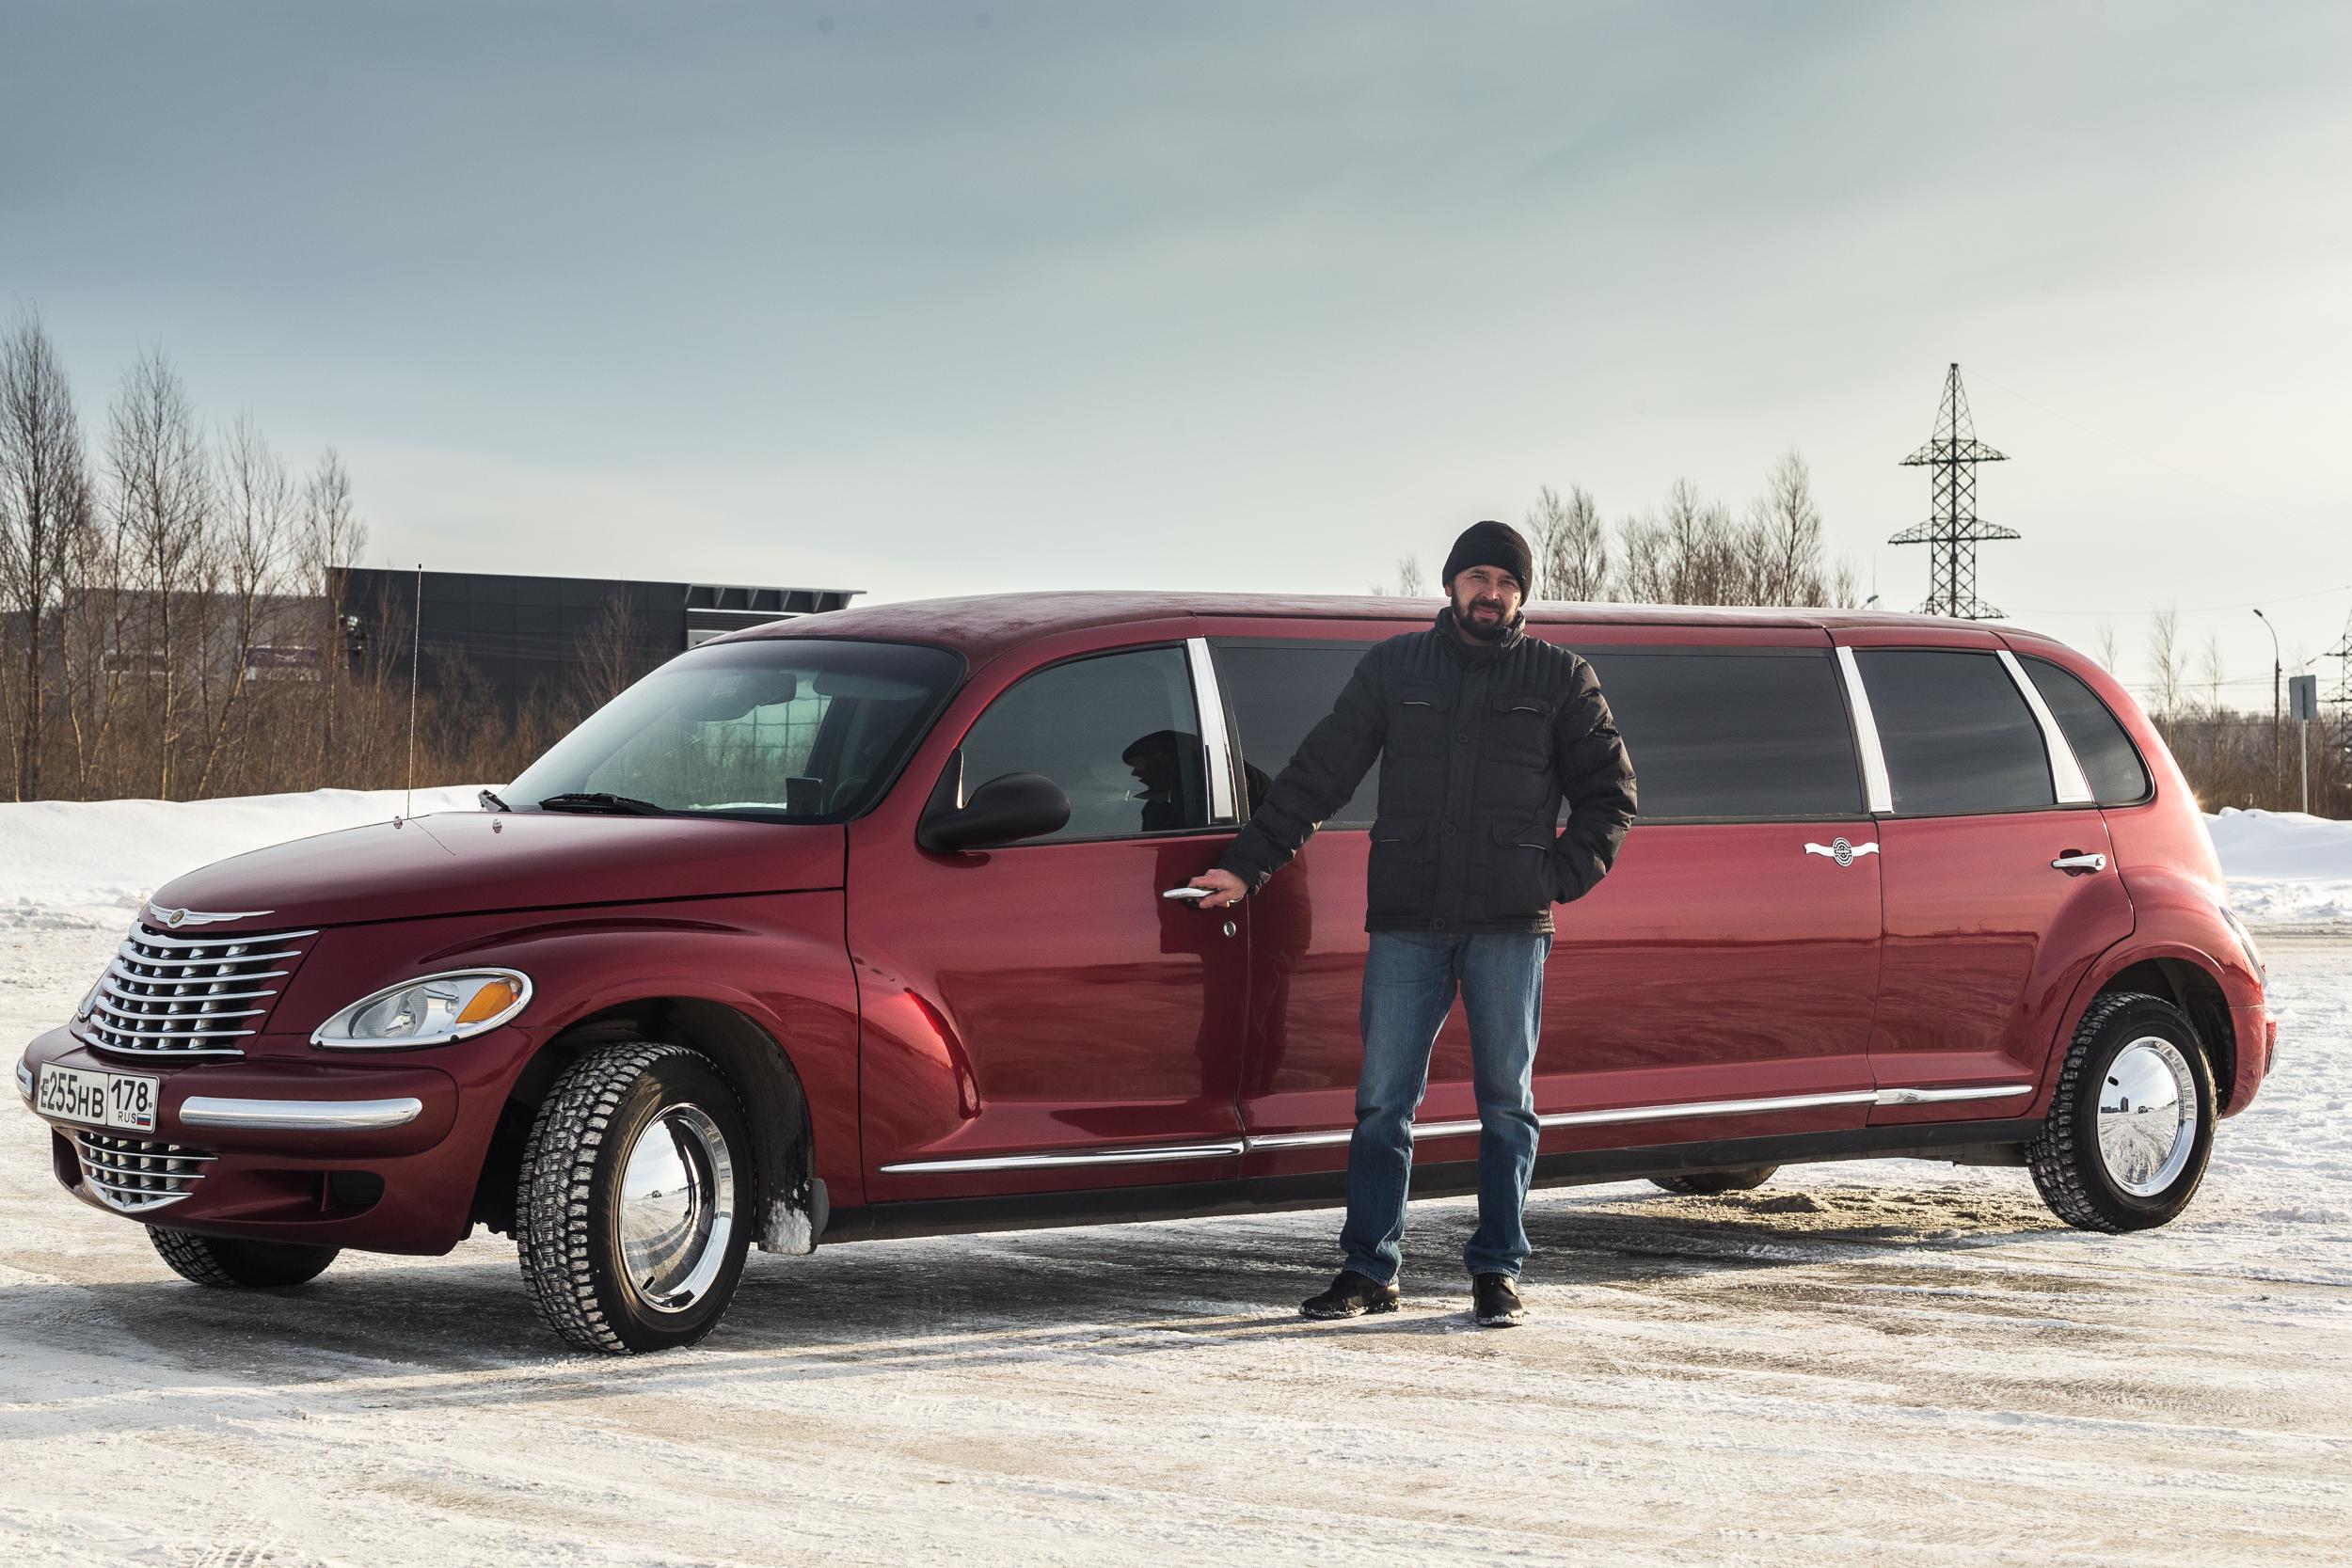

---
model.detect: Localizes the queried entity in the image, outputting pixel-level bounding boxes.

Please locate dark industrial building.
[335,568,861,716]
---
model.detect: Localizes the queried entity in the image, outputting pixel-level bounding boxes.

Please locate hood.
[148,810,846,929]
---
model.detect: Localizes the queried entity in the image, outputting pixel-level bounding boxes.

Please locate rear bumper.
[17,1023,517,1254]
[2228,999,2278,1115]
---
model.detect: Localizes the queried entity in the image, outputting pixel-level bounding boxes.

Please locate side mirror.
[919,770,1071,853]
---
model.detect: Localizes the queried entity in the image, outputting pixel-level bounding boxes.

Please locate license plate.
[35,1064,159,1132]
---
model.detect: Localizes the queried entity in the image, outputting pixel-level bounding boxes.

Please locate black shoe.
[1472,1272,1525,1327]
[1300,1269,1401,1320]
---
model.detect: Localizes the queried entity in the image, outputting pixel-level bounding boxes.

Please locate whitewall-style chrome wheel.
[617,1104,737,1314]
[2095,1037,2198,1198]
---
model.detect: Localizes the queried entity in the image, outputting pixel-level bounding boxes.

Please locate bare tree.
[2093,622,2120,673]
[0,311,94,800]
[1747,450,1840,607]
[105,349,214,798]
[190,413,294,794]
[1525,484,1609,601]
[2146,606,2184,725]
[1396,555,1426,597]
[298,448,365,777]
[581,594,654,709]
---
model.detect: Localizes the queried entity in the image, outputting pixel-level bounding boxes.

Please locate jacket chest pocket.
[1386,686,1454,756]
[1486,692,1555,769]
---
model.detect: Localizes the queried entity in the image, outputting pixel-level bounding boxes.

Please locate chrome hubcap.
[616,1104,735,1314]
[2096,1037,2197,1197]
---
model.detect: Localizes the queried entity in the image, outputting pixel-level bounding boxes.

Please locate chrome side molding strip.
[1835,645,1895,815]
[1871,1083,2035,1106]
[178,1096,424,1132]
[884,1083,2042,1169]
[1997,649,2095,804]
[879,1140,1247,1175]
[1185,637,1238,823]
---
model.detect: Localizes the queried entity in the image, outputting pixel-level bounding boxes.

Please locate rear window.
[1578,647,1864,821]
[1856,649,2056,816]
[2021,656,2153,805]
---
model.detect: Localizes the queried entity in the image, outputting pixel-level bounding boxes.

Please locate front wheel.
[516,1042,755,1354]
[2027,991,2216,1232]
[151,1227,339,1288]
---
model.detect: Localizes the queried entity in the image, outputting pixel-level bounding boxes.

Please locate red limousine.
[18,594,2278,1352]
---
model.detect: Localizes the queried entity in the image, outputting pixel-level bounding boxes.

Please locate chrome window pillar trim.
[1185,637,1238,824]
[878,1139,1247,1175]
[1997,648,2095,804]
[1835,645,1895,815]
[178,1096,425,1132]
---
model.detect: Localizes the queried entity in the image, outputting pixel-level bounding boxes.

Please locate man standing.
[1187,521,1637,1327]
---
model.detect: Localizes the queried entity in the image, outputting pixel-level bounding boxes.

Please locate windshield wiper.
[536,791,672,817]
[479,788,510,813]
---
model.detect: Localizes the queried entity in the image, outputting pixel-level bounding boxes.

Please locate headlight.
[310,970,532,1050]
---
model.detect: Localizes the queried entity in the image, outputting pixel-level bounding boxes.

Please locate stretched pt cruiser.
[17,594,2279,1352]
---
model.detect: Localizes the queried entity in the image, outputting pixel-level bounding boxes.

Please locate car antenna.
[405,562,422,821]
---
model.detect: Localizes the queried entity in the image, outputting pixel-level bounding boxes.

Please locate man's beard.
[1454,596,1512,641]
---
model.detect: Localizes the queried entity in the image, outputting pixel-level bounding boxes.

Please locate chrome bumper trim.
[178,1096,424,1132]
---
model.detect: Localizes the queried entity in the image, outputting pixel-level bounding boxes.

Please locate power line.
[1889,363,2014,618]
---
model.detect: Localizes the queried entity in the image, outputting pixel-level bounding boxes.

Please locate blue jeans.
[1340,929,1551,1286]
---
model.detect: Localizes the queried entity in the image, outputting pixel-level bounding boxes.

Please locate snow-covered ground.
[2207,807,2352,927]
[1,793,2348,1567]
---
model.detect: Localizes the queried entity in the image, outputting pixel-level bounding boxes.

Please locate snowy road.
[2,919,2346,1567]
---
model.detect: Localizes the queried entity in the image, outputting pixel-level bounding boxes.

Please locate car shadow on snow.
[0,1177,2079,1406]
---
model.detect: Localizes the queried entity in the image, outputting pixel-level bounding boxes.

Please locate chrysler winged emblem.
[144,903,274,928]
[1802,837,1880,868]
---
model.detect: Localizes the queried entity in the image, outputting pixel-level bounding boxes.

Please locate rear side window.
[1857,649,2055,816]
[956,646,1209,842]
[1213,641,1378,828]
[2021,656,2153,805]
[1577,647,1863,821]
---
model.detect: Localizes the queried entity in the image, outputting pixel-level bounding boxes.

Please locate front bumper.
[17,1024,516,1254]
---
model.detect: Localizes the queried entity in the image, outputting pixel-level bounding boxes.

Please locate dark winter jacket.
[1217,608,1638,935]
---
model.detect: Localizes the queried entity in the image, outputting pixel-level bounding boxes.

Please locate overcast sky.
[5,1,2348,704]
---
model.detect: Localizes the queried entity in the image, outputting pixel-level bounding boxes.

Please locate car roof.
[735,590,2044,666]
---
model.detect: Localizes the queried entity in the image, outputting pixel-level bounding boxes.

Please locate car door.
[1214,626,1885,1175]
[1843,635,2137,1123]
[854,638,1255,1199]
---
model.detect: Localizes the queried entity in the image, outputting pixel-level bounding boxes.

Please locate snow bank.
[0,785,486,931]
[2208,808,2352,927]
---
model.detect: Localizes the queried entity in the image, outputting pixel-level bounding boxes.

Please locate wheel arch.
[2072,950,2239,1112]
[471,995,823,1253]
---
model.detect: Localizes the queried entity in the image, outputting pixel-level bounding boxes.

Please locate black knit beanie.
[1440,520,1533,594]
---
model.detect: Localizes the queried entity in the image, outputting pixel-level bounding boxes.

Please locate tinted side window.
[1578,647,1863,821]
[2022,656,2153,805]
[957,646,1207,842]
[1214,641,1378,828]
[1857,649,2055,816]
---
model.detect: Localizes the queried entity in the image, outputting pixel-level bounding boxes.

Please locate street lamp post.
[2253,608,2281,804]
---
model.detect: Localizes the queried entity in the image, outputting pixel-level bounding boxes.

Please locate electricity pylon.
[1891,362,2017,619]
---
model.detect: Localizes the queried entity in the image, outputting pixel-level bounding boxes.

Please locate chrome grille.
[74,1130,215,1213]
[73,922,317,1059]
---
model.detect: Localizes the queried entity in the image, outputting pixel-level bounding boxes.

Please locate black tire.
[2027,990,2216,1233]
[516,1041,755,1354]
[1649,1166,1778,1196]
[150,1227,339,1288]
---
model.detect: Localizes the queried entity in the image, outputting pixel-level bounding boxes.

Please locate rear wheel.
[1649,1166,1777,1196]
[150,1227,339,1288]
[2027,991,2216,1232]
[516,1041,755,1354]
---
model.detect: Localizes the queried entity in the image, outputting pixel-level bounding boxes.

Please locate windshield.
[507,638,962,822]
